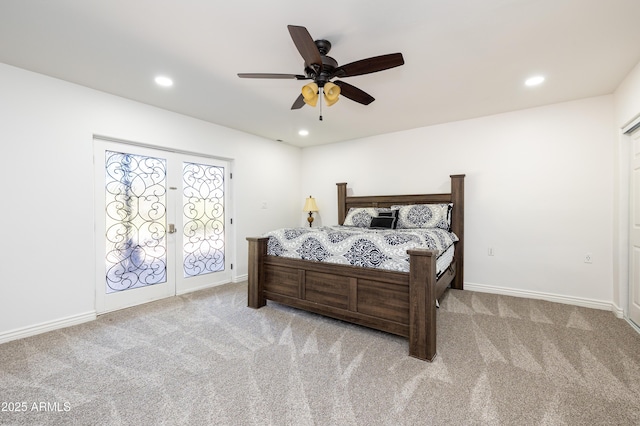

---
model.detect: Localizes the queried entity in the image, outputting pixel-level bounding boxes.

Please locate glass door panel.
[175,155,231,294]
[105,150,168,292]
[182,161,225,278]
[95,140,175,313]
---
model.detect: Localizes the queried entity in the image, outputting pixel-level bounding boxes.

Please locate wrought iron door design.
[104,151,167,292]
[182,162,225,277]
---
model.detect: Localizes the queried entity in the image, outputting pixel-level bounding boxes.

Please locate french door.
[630,126,640,327]
[94,138,232,314]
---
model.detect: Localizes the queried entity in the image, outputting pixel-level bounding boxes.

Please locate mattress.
[264,225,458,275]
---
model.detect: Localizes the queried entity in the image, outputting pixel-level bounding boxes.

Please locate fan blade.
[334,81,375,105]
[287,25,322,70]
[333,53,404,78]
[237,73,307,80]
[291,93,306,110]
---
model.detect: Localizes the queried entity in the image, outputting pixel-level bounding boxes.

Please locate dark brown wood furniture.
[247,174,465,361]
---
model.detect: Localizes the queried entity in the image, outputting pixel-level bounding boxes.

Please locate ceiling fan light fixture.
[302,82,319,106]
[238,25,404,112]
[324,82,340,106]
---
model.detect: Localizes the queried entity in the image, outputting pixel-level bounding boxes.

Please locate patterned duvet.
[264,225,458,274]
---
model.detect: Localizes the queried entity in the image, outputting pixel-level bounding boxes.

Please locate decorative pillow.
[391,203,452,230]
[369,216,398,229]
[343,207,378,227]
[368,209,399,229]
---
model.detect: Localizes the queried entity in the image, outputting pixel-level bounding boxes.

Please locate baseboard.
[464,282,619,313]
[610,302,625,319]
[1,283,629,345]
[0,311,96,345]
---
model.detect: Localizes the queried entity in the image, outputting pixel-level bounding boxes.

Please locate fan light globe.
[302,82,319,106]
[324,82,340,106]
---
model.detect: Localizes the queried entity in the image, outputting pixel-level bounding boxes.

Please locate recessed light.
[155,76,173,87]
[525,75,545,87]
[298,129,309,136]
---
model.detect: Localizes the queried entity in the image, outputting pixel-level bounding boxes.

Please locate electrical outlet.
[261,202,268,209]
[584,253,593,264]
[488,248,494,256]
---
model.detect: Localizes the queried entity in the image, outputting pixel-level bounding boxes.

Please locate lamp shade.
[303,196,319,212]
[324,82,340,106]
[301,83,319,107]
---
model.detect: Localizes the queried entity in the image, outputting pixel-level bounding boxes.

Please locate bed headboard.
[336,174,465,289]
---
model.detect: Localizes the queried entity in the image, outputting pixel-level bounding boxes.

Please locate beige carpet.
[1,282,639,425]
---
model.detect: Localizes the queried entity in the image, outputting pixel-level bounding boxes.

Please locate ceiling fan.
[238,25,404,117]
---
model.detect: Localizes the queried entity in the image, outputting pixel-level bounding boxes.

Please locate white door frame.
[626,116,640,327]
[93,136,234,314]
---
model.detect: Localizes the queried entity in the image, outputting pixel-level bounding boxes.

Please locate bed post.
[408,249,437,361]
[337,182,347,225]
[247,237,268,308]
[450,174,465,290]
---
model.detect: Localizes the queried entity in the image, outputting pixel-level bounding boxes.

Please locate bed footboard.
[246,237,450,361]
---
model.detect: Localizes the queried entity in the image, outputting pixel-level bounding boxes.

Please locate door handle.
[168,223,176,234]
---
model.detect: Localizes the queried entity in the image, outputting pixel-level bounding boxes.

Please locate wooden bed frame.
[247,174,465,361]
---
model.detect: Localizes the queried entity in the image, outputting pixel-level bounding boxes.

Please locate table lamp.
[303,196,319,227]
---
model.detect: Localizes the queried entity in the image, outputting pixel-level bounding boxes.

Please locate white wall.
[301,96,616,308]
[0,63,302,340]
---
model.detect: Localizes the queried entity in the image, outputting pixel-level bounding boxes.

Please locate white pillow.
[343,207,379,227]
[391,203,452,230]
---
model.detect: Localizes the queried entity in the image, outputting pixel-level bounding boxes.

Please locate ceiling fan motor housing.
[304,39,338,86]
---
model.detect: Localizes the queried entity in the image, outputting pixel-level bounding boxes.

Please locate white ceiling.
[1,0,640,148]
